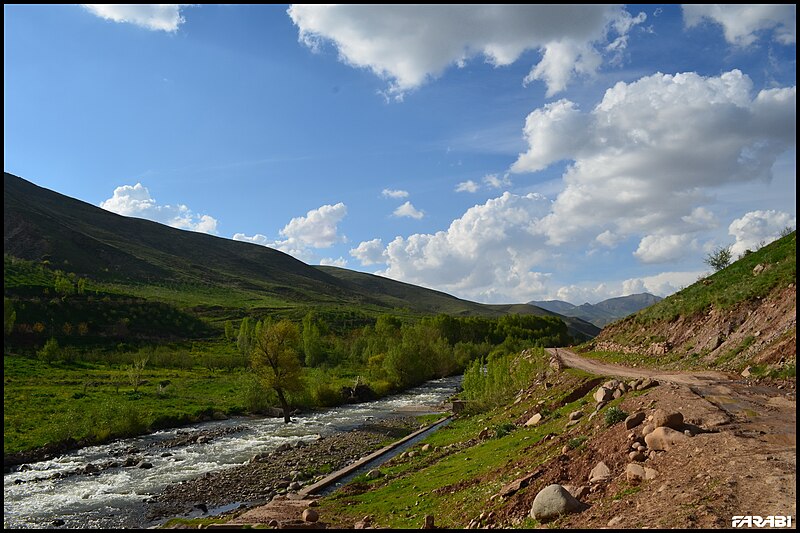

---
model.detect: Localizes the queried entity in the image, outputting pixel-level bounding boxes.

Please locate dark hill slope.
[4,173,598,339]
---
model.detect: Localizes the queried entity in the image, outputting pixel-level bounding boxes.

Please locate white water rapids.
[4,375,461,529]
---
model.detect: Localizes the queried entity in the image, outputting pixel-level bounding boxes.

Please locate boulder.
[302,509,319,523]
[524,413,542,427]
[530,484,583,521]
[641,423,655,437]
[645,427,690,451]
[628,451,646,462]
[603,379,621,390]
[594,387,613,403]
[626,463,658,482]
[651,409,684,430]
[624,412,646,430]
[589,461,611,483]
[568,411,583,421]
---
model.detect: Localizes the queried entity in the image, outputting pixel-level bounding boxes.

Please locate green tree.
[4,298,16,336]
[54,270,75,296]
[704,245,733,272]
[251,319,304,423]
[302,311,326,367]
[37,337,60,363]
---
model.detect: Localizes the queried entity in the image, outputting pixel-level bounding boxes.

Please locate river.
[4,375,461,529]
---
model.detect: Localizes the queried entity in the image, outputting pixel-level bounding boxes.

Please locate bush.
[37,337,60,363]
[568,436,588,449]
[493,422,516,439]
[605,406,628,427]
[313,382,342,407]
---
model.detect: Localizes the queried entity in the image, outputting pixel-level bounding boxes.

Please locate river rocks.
[530,484,584,521]
[525,413,542,427]
[651,409,684,430]
[137,461,153,469]
[275,443,293,453]
[303,509,319,523]
[589,461,611,483]
[625,412,646,429]
[645,427,690,451]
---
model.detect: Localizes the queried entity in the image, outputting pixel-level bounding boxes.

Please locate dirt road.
[547,347,732,386]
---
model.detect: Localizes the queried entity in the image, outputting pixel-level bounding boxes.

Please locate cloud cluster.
[683,4,796,46]
[100,183,218,234]
[234,202,347,263]
[82,4,189,32]
[728,210,795,256]
[512,70,796,256]
[351,70,795,303]
[354,192,553,302]
[288,4,645,97]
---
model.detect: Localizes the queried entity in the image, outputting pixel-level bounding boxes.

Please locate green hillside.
[3,172,598,340]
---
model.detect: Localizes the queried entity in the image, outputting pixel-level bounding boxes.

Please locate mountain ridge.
[529,293,663,327]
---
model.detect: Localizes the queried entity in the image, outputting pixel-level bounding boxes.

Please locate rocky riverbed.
[146,416,423,524]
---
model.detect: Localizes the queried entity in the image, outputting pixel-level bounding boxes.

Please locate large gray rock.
[644,426,690,451]
[624,412,646,429]
[530,484,583,521]
[651,409,684,429]
[589,461,611,483]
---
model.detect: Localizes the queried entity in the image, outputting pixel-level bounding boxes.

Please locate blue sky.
[4,4,796,304]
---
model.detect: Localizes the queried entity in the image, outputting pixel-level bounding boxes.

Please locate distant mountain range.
[3,172,600,341]
[528,293,663,327]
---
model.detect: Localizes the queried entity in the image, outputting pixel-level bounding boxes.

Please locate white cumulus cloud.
[728,210,796,256]
[288,4,645,98]
[511,70,796,249]
[382,188,409,199]
[683,4,796,46]
[280,202,347,248]
[455,180,480,193]
[319,257,348,267]
[350,238,387,266]
[100,183,218,234]
[393,201,425,219]
[379,192,553,302]
[633,234,697,264]
[483,173,512,189]
[232,202,348,263]
[82,4,190,32]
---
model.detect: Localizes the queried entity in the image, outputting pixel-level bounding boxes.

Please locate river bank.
[146,416,424,524]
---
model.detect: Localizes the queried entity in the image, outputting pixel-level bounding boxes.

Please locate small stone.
[366,469,382,480]
[628,451,646,462]
[568,411,583,421]
[741,366,752,378]
[608,516,623,527]
[624,412,646,430]
[589,461,611,483]
[525,413,543,427]
[302,509,319,523]
[421,444,431,452]
[530,484,584,520]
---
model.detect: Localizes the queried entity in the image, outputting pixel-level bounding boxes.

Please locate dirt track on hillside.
[547,347,732,385]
